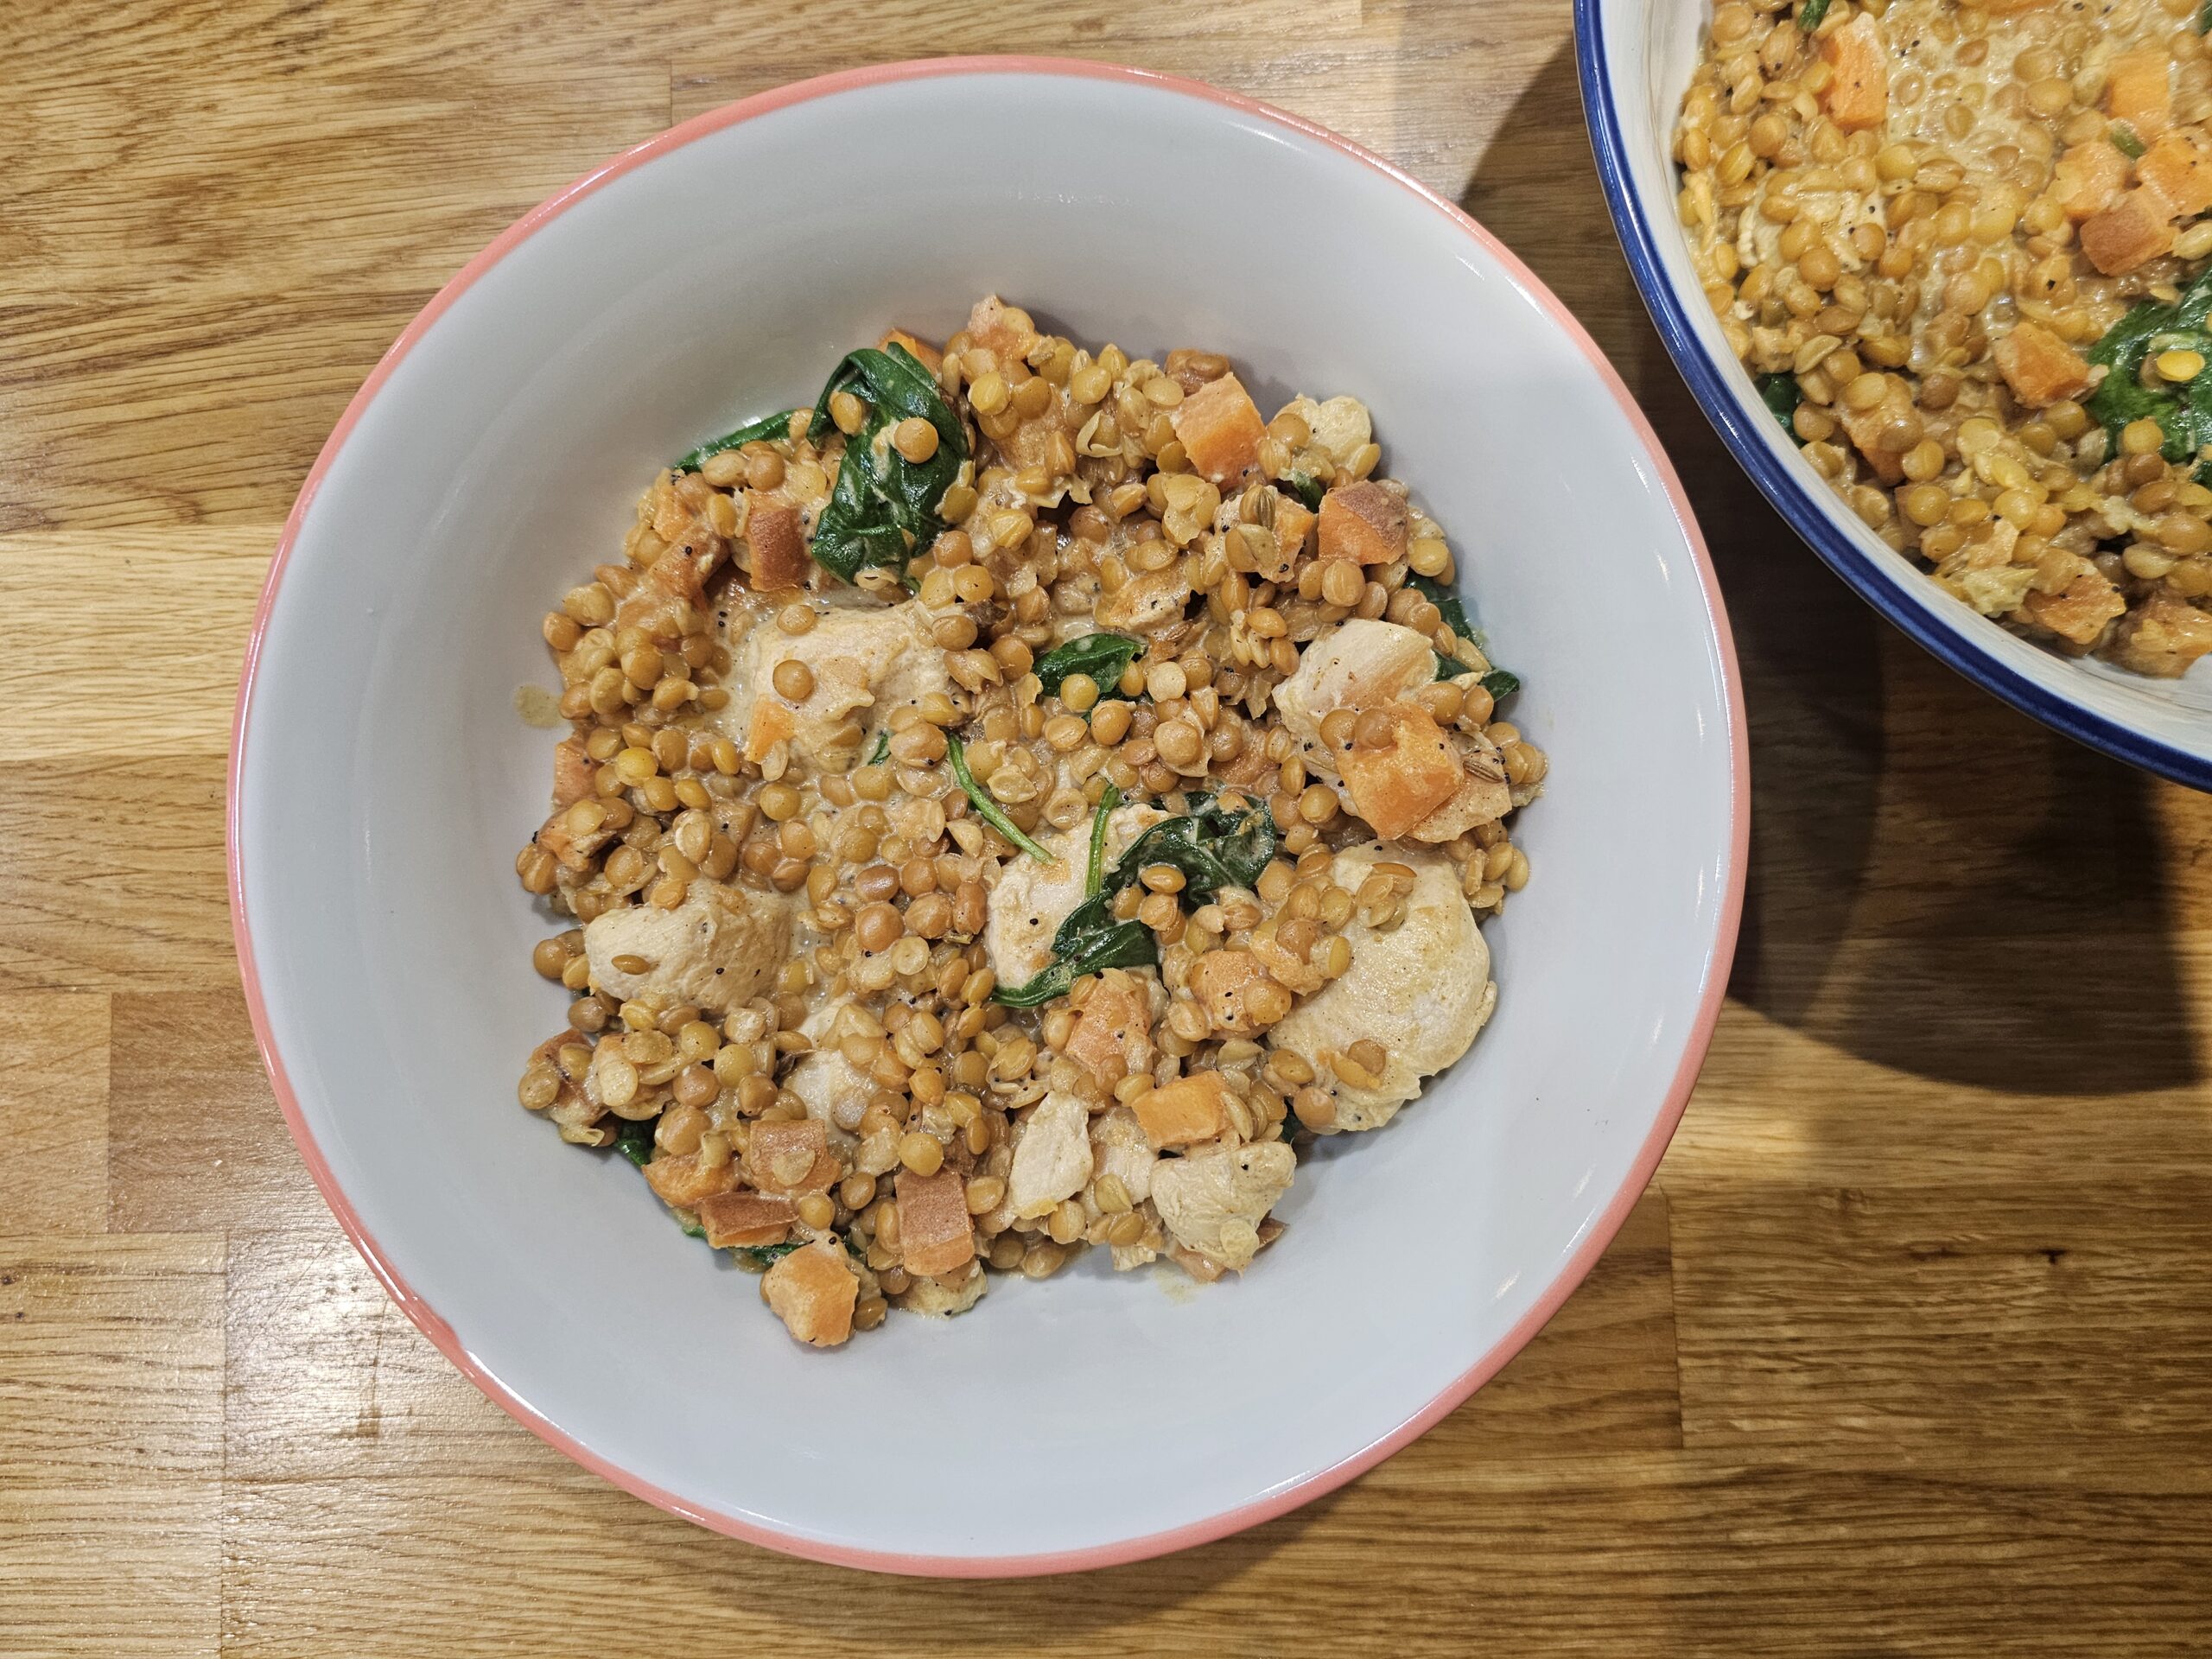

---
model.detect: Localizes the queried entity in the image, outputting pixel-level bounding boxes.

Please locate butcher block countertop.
[3,1,2210,1652]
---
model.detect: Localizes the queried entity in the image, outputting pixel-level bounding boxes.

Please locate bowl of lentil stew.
[1581,0,2212,786]
[231,59,1744,1573]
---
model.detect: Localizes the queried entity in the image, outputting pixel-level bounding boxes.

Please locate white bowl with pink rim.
[229,57,1745,1575]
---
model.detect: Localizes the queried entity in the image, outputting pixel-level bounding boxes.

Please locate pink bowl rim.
[226,53,1749,1579]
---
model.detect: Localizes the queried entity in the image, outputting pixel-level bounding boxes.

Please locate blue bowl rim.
[1572,0,2212,791]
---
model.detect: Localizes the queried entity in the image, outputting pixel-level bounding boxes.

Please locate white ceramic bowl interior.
[1581,0,2212,788]
[232,61,1743,1573]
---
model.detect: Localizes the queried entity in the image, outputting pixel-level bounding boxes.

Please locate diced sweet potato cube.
[1317,480,1408,566]
[894,1167,976,1279]
[744,493,809,591]
[1186,950,1287,1038]
[2107,48,2171,140]
[2053,140,2128,222]
[551,739,595,808]
[1338,703,1464,841]
[1065,968,1154,1084]
[695,1190,796,1249]
[2023,570,2126,645]
[745,1119,837,1195]
[762,1240,858,1347]
[878,327,944,373]
[1993,321,2094,409]
[1819,15,1889,134]
[1170,372,1266,484]
[643,1149,739,1208]
[2081,188,2177,276]
[1133,1071,1231,1150]
[2139,130,2212,219]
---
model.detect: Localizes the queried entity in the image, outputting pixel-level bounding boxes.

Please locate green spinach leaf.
[1408,571,1489,679]
[867,728,890,766]
[1284,471,1326,512]
[1104,794,1280,906]
[677,1214,706,1241]
[1480,668,1521,702]
[613,1118,658,1167]
[1034,632,1145,701]
[991,892,1160,1009]
[1757,371,1804,442]
[676,408,800,473]
[2111,121,2148,159]
[806,345,968,584]
[992,788,1274,1007]
[2085,268,2212,471]
[734,1241,804,1269]
[947,732,1055,863]
[1797,0,1831,28]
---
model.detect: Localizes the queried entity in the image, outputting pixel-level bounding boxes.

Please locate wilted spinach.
[1797,0,1831,29]
[676,408,801,474]
[1034,632,1145,701]
[1104,794,1280,905]
[734,1241,803,1269]
[1284,471,1326,512]
[992,791,1281,1007]
[1479,668,1521,703]
[2086,265,2212,470]
[947,732,1055,863]
[614,1118,658,1167]
[1757,372,1803,441]
[2111,121,2148,159]
[806,344,968,584]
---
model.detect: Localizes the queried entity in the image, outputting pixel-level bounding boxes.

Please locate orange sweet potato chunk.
[1133,1071,1231,1150]
[551,738,595,808]
[1171,372,1266,484]
[2053,140,2129,222]
[745,493,809,591]
[1065,968,1154,1084]
[1338,703,1464,841]
[1267,497,1316,579]
[696,1190,796,1249]
[1993,321,2094,409]
[762,1240,858,1347]
[878,327,944,373]
[894,1167,976,1279]
[2108,48,2171,140]
[1820,16,1889,134]
[2023,570,2127,645]
[2081,188,2177,276]
[2139,130,2212,219]
[1187,950,1285,1037]
[643,1149,740,1208]
[1317,480,1408,566]
[746,1119,837,1195]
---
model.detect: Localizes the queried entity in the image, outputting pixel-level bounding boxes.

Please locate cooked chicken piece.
[582,880,793,1014]
[1274,619,1435,756]
[1150,1141,1294,1272]
[983,802,1166,985]
[782,1004,878,1138]
[720,595,948,772]
[1269,844,1495,1131]
[1278,394,1373,474]
[895,1261,988,1317]
[1090,1104,1159,1207]
[1007,1090,1094,1219]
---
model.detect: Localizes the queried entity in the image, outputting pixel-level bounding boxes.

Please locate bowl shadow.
[1456,41,2196,1097]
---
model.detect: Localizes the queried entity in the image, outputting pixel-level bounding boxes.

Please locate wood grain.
[3,0,2212,1652]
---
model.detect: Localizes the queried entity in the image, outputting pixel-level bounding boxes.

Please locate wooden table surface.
[6,1,2212,1653]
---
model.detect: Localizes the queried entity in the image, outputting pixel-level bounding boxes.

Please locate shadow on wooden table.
[1457,43,2197,1099]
